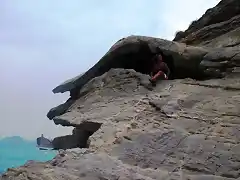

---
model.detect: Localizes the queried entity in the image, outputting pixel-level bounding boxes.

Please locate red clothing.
[150,54,170,81]
[152,61,169,75]
[152,71,168,81]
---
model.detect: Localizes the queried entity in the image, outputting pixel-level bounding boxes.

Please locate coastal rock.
[52,128,92,150]
[47,99,75,120]
[173,0,240,47]
[48,44,239,121]
[52,37,209,94]
[51,35,239,95]
[1,70,240,179]
[1,0,240,179]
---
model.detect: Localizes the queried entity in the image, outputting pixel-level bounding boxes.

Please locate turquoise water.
[0,136,57,174]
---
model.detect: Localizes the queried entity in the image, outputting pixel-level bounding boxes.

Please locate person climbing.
[149,50,170,86]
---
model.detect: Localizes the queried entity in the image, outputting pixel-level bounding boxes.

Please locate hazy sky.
[0,0,220,139]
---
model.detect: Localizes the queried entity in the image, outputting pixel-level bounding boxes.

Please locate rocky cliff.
[173,0,240,48]
[1,0,240,179]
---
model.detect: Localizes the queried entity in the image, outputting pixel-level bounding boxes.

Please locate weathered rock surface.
[173,0,240,47]
[1,0,240,179]
[2,68,240,179]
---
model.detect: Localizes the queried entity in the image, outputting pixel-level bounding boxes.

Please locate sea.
[0,136,57,174]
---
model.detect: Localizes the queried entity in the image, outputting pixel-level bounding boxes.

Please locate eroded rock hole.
[96,44,205,80]
[103,46,175,79]
[52,122,102,150]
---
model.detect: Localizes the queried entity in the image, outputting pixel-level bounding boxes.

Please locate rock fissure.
[183,81,240,91]
[52,122,102,150]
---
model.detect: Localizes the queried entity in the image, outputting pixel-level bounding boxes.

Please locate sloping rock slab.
[200,27,240,48]
[52,69,152,127]
[175,14,240,46]
[173,0,240,45]
[49,65,240,125]
[2,126,240,180]
[1,148,238,180]
[2,63,240,180]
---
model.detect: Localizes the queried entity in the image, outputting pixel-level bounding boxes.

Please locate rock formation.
[1,0,240,179]
[51,128,91,150]
[173,0,240,48]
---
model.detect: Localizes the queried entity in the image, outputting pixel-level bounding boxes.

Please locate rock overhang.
[51,36,208,95]
[51,35,239,95]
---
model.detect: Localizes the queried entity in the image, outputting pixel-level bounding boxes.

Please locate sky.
[0,0,220,140]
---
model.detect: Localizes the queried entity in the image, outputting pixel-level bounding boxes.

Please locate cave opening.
[52,122,102,150]
[96,43,207,81]
[95,43,178,81]
[112,40,212,80]
[114,49,176,80]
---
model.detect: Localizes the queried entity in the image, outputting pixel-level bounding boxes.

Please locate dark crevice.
[96,44,205,81]
[183,164,212,175]
[47,98,75,120]
[52,122,102,150]
[183,82,240,91]
[225,41,240,47]
[47,87,81,121]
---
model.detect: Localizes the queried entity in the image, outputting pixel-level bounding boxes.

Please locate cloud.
[158,0,221,40]
[0,0,220,139]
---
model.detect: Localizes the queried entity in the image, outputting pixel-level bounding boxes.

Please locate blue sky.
[0,0,220,139]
